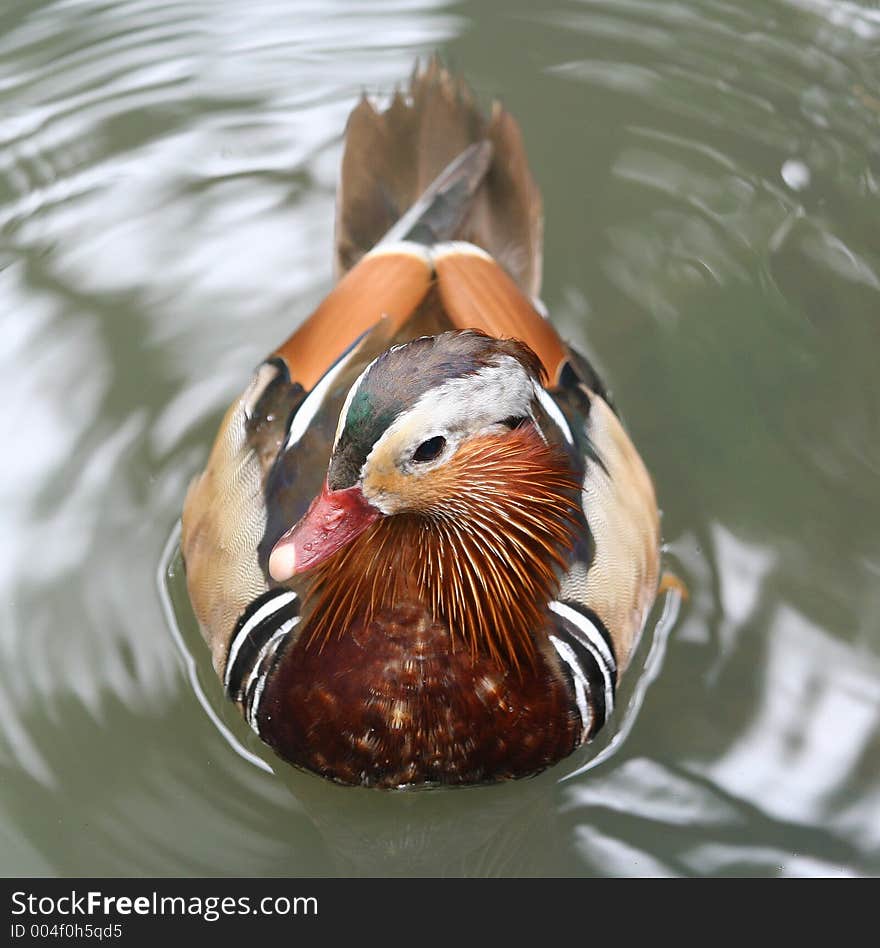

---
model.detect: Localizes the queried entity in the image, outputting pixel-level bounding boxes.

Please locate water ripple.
[1,0,878,877]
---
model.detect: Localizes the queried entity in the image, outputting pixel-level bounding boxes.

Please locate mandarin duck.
[181,61,660,789]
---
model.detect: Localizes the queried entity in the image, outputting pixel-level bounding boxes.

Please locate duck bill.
[268,481,381,581]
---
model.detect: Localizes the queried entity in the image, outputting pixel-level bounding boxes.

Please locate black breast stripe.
[549,632,607,741]
[244,620,296,736]
[556,600,617,681]
[549,634,593,741]
[225,589,300,701]
[549,600,617,741]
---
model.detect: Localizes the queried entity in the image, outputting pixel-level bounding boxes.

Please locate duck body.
[181,62,660,788]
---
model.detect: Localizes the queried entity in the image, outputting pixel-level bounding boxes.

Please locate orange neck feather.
[301,425,580,670]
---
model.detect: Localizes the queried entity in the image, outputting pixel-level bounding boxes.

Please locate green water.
[1,0,878,877]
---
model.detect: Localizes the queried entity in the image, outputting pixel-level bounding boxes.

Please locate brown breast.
[257,600,580,788]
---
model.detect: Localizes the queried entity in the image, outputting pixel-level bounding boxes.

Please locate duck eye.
[412,435,446,463]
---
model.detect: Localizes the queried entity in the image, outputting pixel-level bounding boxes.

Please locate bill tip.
[268,542,297,583]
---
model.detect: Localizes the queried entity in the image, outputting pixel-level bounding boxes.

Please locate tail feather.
[334,58,544,298]
[377,140,493,249]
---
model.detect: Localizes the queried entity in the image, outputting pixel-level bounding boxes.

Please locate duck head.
[268,329,581,667]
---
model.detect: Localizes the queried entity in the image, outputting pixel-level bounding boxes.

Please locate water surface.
[1,0,879,876]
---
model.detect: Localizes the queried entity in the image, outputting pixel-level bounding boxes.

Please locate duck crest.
[301,423,580,670]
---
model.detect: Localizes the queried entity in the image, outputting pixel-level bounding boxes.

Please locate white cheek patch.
[365,358,536,476]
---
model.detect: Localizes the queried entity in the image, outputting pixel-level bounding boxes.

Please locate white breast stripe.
[549,634,591,740]
[246,616,300,734]
[224,591,297,690]
[549,601,615,717]
[533,383,574,445]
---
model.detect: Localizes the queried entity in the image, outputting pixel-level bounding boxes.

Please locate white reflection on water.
[0,266,108,585]
[699,603,880,852]
[781,159,811,191]
[684,843,856,877]
[713,526,777,668]
[567,756,741,829]
[787,0,880,39]
[692,524,880,869]
[574,823,677,877]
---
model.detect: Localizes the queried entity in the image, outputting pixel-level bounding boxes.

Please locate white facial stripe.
[533,383,574,446]
[549,634,592,739]
[224,590,297,691]
[549,600,616,716]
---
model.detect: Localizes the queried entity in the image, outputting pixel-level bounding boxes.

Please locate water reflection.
[0,0,878,876]
[704,599,880,853]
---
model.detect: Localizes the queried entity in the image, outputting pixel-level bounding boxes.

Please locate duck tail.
[334,56,544,298]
